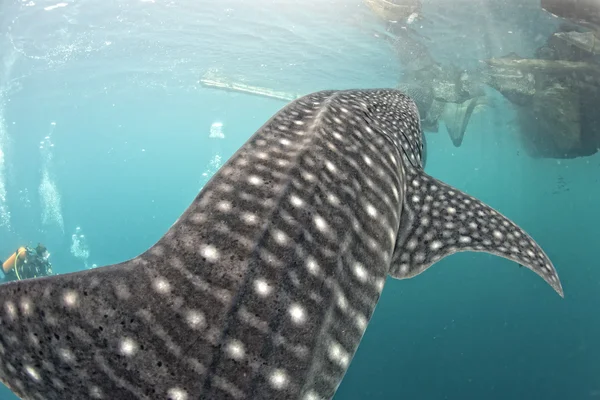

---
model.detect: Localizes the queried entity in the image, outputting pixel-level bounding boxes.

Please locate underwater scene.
[0,0,598,399]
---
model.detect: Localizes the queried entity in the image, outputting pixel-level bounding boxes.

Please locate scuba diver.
[1,243,53,282]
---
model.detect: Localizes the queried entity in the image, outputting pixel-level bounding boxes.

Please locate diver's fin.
[442,97,479,147]
[389,170,563,297]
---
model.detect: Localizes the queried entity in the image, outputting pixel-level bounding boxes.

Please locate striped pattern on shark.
[0,89,562,400]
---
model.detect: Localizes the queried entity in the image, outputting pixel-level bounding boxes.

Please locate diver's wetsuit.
[3,247,53,282]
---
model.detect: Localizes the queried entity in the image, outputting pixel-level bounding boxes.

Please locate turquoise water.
[0,0,599,399]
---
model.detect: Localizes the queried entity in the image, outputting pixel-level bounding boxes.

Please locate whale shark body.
[0,89,562,400]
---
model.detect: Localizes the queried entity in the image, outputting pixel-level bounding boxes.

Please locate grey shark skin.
[0,89,562,400]
[541,0,600,28]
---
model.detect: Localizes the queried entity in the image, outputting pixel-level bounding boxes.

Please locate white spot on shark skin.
[289,303,306,325]
[114,283,132,300]
[273,230,289,245]
[236,158,249,167]
[365,203,377,218]
[19,298,32,316]
[306,257,320,275]
[217,200,232,212]
[304,390,324,400]
[414,252,426,263]
[328,341,350,368]
[62,291,78,308]
[459,236,472,244]
[290,194,304,207]
[201,245,220,262]
[242,212,259,225]
[254,278,272,297]
[301,171,316,182]
[153,277,171,294]
[430,241,443,251]
[277,158,290,167]
[24,365,41,381]
[355,313,368,330]
[5,301,17,320]
[313,214,332,234]
[59,348,75,363]
[325,161,337,172]
[226,340,245,360]
[392,185,400,201]
[541,264,551,273]
[186,310,206,330]
[248,175,262,185]
[119,338,137,356]
[336,290,348,311]
[269,369,289,389]
[407,239,418,250]
[493,230,504,240]
[89,386,103,399]
[167,387,189,400]
[399,264,410,275]
[188,212,206,225]
[353,263,368,282]
[327,193,340,206]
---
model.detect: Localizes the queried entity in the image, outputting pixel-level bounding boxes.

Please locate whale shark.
[0,89,562,400]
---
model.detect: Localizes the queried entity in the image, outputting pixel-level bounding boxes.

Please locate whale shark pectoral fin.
[389,171,563,297]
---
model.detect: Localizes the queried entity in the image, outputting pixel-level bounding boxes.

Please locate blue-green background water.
[0,0,599,398]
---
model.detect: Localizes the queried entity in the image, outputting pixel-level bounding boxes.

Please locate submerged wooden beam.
[554,31,600,55]
[484,57,600,75]
[200,70,300,102]
[363,0,420,23]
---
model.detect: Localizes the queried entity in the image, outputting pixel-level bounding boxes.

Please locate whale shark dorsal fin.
[390,170,563,297]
